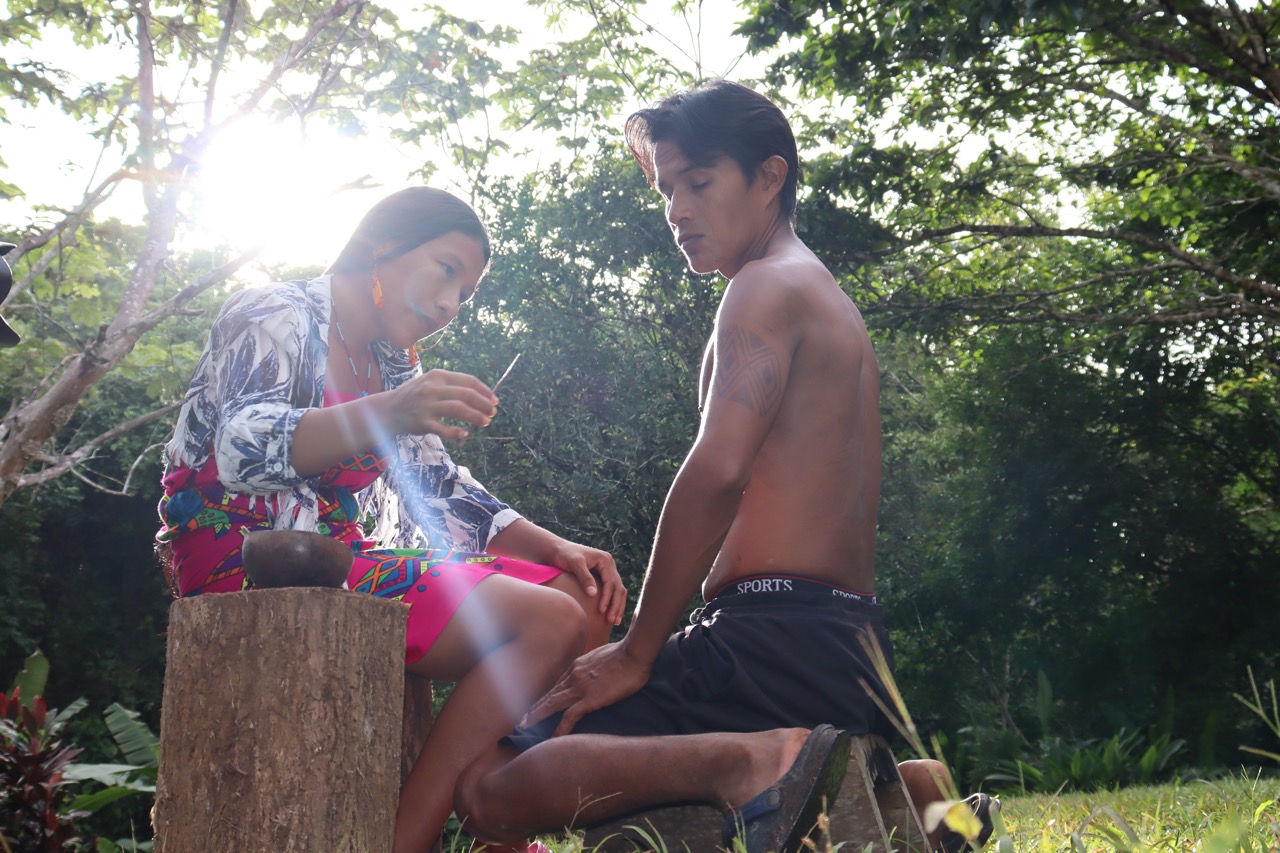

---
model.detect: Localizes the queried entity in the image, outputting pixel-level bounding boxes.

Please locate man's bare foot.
[721,725,853,853]
[720,727,811,811]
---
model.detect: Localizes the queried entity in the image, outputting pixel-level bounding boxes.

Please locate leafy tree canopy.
[739,0,1279,335]
[0,0,717,505]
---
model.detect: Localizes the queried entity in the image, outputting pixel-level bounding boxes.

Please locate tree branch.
[205,0,240,124]
[853,223,1280,307]
[234,0,363,125]
[3,171,128,305]
[136,0,159,210]
[1165,0,1280,105]
[1061,79,1280,203]
[17,401,181,491]
[1108,4,1272,103]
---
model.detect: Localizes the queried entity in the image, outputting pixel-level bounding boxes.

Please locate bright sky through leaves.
[2,0,761,272]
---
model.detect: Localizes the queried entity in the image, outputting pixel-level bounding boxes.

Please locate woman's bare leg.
[392,575,586,853]
[446,570,612,853]
[544,572,615,650]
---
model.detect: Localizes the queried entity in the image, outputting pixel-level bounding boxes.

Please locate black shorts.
[504,575,897,752]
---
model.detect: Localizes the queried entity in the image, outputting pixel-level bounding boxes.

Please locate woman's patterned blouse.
[161,275,522,551]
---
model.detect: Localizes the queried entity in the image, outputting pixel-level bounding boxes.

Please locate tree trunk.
[153,589,406,853]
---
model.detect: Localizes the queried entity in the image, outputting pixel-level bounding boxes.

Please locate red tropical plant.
[0,688,86,852]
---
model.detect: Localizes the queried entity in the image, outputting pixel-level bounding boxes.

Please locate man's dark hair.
[328,186,492,274]
[624,79,800,222]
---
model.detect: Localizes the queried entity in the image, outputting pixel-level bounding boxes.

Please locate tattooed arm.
[617,263,801,663]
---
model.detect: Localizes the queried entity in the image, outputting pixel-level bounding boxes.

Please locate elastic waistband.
[707,574,878,605]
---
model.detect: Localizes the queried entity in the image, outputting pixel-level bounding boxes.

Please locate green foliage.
[0,438,169,843]
[873,321,1278,776]
[735,0,1280,528]
[63,704,159,816]
[9,650,51,711]
[93,839,150,853]
[1,654,160,851]
[986,727,1186,795]
[0,218,235,500]
[0,468,171,720]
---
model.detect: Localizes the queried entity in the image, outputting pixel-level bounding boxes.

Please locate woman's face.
[374,231,487,348]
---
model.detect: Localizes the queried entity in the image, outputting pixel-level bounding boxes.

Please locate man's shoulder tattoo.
[715,325,783,417]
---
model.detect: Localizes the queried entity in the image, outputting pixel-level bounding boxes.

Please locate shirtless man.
[454,80,992,853]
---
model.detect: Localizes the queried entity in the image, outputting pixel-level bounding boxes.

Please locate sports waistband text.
[735,578,794,594]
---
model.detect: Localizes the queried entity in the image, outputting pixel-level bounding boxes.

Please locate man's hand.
[547,540,627,627]
[522,641,651,737]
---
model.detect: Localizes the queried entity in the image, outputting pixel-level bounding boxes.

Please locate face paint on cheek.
[399,278,438,334]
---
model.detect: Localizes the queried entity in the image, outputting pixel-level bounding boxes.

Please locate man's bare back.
[702,231,880,598]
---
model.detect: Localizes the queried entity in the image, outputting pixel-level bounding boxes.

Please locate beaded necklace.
[333,317,373,397]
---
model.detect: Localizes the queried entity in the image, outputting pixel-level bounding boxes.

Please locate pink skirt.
[348,548,562,663]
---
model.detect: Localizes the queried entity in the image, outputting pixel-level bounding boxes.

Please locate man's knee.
[898,758,953,805]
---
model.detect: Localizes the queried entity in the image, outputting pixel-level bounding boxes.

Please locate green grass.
[994,772,1279,852]
[503,771,1278,853]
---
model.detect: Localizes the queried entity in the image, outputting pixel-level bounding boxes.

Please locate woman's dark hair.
[624,79,800,222]
[328,187,492,274]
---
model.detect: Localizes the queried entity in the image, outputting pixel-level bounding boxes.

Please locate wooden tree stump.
[826,735,929,852]
[401,672,434,786]
[582,735,929,852]
[153,589,406,853]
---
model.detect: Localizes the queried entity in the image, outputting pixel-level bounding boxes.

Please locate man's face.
[652,140,772,279]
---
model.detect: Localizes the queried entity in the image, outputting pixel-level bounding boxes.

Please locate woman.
[157,187,625,853]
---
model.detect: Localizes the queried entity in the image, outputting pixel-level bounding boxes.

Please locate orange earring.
[371,268,385,310]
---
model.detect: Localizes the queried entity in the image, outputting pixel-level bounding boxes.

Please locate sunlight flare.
[188,117,390,265]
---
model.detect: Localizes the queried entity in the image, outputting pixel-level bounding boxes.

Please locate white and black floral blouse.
[161,275,521,551]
